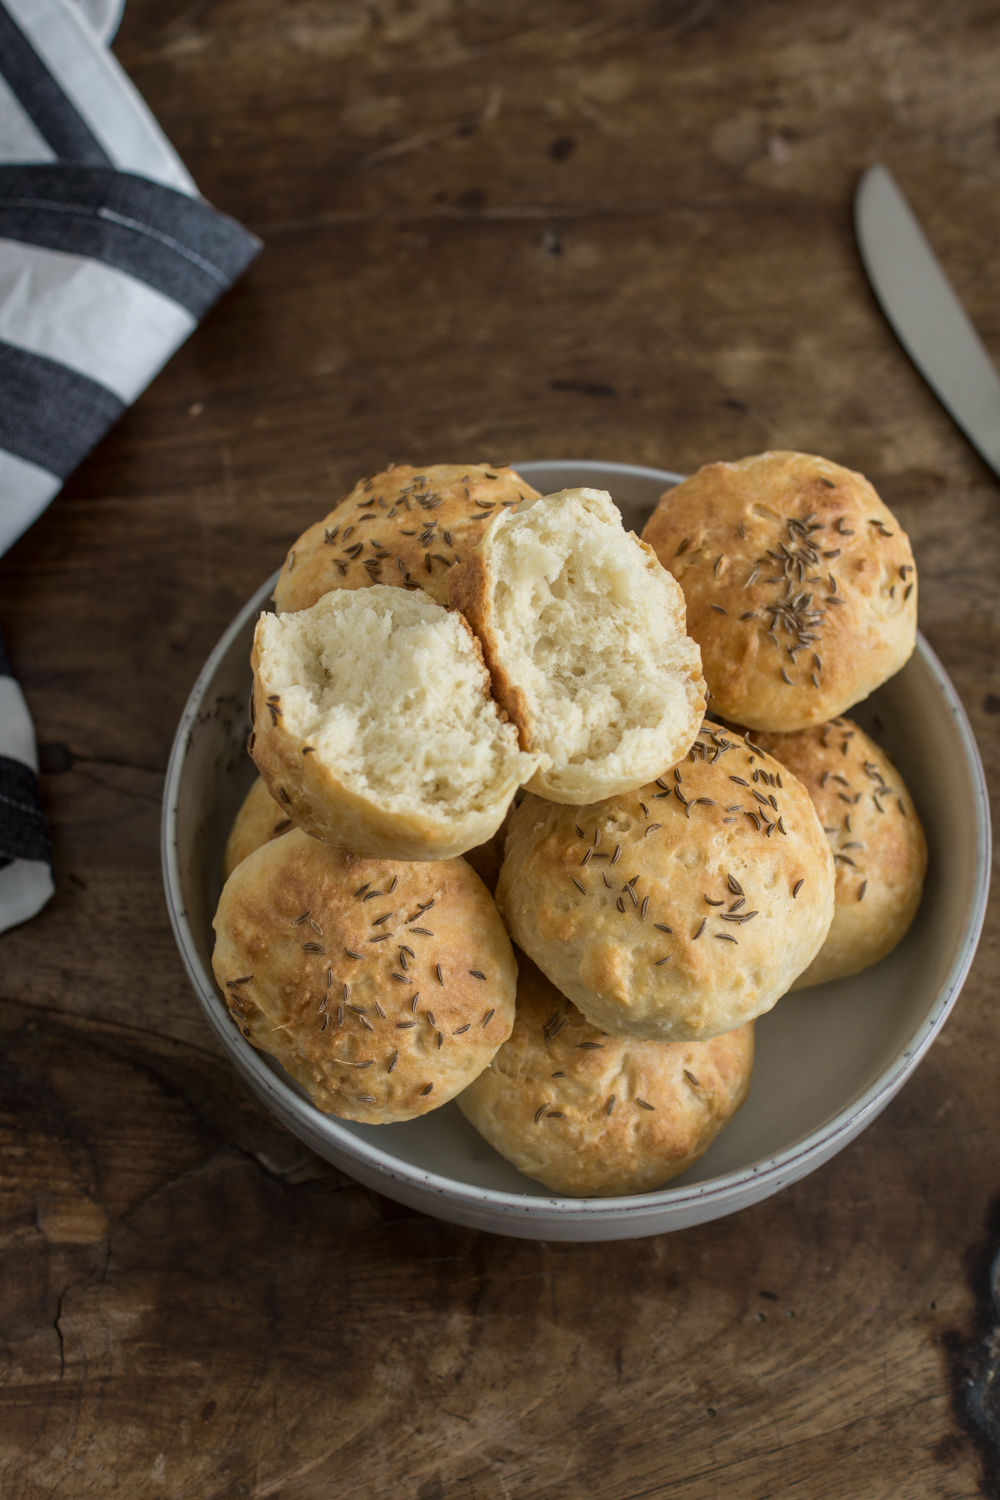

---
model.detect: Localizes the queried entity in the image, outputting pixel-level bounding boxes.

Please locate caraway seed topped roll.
[212,829,517,1123]
[458,954,755,1197]
[755,717,927,989]
[641,451,917,732]
[274,463,540,613]
[496,721,835,1042]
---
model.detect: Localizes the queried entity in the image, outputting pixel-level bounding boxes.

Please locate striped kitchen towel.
[71,0,126,43]
[0,624,52,930]
[0,0,261,934]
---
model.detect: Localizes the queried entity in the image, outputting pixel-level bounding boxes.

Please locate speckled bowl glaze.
[162,460,990,1241]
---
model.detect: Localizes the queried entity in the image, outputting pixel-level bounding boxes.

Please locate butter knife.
[855,163,1000,478]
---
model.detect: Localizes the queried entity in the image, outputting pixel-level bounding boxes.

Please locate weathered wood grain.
[2,0,1000,1493]
[0,988,991,1498]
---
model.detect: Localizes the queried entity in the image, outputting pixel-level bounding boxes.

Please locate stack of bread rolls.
[212,451,926,1197]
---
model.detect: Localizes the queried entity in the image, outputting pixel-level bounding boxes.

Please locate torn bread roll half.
[213,829,517,1124]
[457,953,754,1196]
[449,487,706,804]
[496,721,835,1042]
[754,717,926,988]
[250,586,538,861]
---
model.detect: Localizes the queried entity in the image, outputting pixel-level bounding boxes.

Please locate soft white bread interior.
[449,488,706,804]
[250,586,537,861]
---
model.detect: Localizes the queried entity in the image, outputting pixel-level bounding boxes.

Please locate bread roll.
[223,776,293,879]
[457,954,754,1196]
[250,585,536,861]
[225,775,516,892]
[461,803,517,895]
[754,718,926,987]
[496,721,835,1041]
[273,463,540,613]
[212,829,517,1123]
[641,452,917,732]
[449,487,706,804]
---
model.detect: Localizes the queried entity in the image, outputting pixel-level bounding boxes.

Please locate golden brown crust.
[495,721,835,1041]
[754,718,927,987]
[448,542,533,752]
[212,829,517,1123]
[641,452,917,732]
[223,776,294,880]
[457,955,754,1196]
[273,464,540,614]
[461,802,517,895]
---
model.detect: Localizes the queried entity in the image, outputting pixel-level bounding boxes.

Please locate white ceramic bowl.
[162,460,991,1241]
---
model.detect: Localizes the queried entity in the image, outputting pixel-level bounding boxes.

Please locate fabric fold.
[0,0,261,932]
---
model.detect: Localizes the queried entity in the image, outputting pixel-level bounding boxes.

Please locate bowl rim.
[162,459,992,1223]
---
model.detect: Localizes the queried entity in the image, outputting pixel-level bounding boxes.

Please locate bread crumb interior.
[258,588,526,814]
[490,489,699,772]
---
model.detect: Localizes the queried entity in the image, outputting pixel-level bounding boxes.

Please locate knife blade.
[854,163,1000,478]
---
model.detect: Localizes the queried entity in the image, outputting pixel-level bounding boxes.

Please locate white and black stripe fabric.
[72,0,126,45]
[0,0,260,933]
[0,625,54,929]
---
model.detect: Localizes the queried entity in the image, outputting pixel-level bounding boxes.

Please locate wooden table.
[2,1,999,1494]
